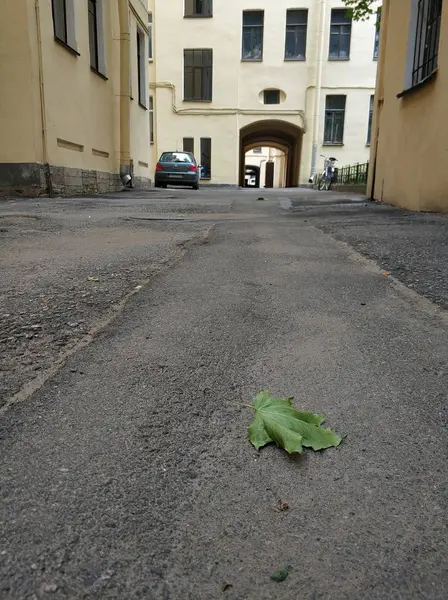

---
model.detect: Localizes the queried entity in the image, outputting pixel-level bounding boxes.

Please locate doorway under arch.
[239,120,304,188]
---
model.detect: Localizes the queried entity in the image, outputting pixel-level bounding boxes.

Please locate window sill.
[328,57,350,61]
[54,36,80,57]
[148,58,154,63]
[184,15,213,19]
[284,57,306,62]
[150,141,154,145]
[373,56,378,61]
[322,143,344,147]
[241,58,263,62]
[90,66,108,81]
[366,143,371,147]
[183,99,212,103]
[138,101,148,111]
[397,68,438,98]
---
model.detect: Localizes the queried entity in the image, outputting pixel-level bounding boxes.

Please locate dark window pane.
[183,138,194,154]
[326,95,346,110]
[242,27,263,59]
[287,9,308,26]
[88,0,99,70]
[184,49,213,101]
[200,138,211,178]
[324,95,346,144]
[243,11,263,26]
[329,9,352,59]
[331,9,352,24]
[264,90,280,105]
[52,0,67,43]
[185,0,212,17]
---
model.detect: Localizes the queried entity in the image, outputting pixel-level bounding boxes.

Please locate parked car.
[154,151,200,189]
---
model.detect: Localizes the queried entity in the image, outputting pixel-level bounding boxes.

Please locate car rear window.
[159,152,194,163]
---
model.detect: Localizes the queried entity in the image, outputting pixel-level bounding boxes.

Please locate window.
[264,89,280,105]
[373,7,381,59]
[329,9,352,60]
[183,138,195,154]
[324,95,346,144]
[185,0,213,17]
[148,13,153,60]
[285,9,308,60]
[149,96,154,143]
[411,0,442,86]
[242,11,264,60]
[200,138,211,179]
[253,147,262,154]
[367,95,374,145]
[51,0,77,51]
[184,49,213,101]
[137,29,147,107]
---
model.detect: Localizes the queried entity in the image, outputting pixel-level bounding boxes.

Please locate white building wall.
[150,0,380,186]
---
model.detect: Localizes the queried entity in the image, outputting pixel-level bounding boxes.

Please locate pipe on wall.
[310,0,327,180]
[34,0,53,195]
[118,0,131,177]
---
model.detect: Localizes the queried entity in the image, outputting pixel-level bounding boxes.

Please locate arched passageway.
[239,120,303,188]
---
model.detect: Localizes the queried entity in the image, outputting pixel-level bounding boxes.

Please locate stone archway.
[239,120,304,188]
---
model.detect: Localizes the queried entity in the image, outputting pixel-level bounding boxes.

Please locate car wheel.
[161,184,167,189]
[192,183,199,190]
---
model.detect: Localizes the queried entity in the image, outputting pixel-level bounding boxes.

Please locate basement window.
[263,90,280,105]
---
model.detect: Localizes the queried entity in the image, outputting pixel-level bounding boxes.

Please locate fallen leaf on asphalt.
[276,500,289,512]
[222,583,233,591]
[382,272,390,277]
[248,391,342,455]
[270,566,291,582]
[87,276,100,282]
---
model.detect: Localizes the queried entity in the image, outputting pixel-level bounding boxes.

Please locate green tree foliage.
[344,0,378,20]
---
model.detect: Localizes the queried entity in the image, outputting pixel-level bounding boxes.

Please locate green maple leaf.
[248,391,342,455]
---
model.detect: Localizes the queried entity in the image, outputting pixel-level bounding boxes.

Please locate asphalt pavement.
[1,188,447,599]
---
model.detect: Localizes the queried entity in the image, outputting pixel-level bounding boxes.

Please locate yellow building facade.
[368,0,447,211]
[0,0,151,196]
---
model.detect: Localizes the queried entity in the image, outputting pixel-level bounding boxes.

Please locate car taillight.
[155,162,163,171]
[189,164,197,172]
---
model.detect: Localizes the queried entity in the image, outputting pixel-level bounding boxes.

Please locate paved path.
[1,189,447,599]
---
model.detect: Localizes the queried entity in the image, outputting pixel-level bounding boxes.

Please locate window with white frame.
[408,0,442,87]
[329,9,352,60]
[149,96,154,143]
[148,13,153,60]
[367,95,374,145]
[51,0,77,52]
[324,96,346,144]
[242,11,264,60]
[137,29,147,107]
[373,7,381,59]
[88,0,106,76]
[185,0,213,17]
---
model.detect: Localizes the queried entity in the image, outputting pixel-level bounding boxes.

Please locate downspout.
[34,0,53,195]
[310,0,326,180]
[368,0,389,201]
[118,0,131,180]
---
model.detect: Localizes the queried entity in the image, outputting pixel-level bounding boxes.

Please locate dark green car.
[154,151,200,189]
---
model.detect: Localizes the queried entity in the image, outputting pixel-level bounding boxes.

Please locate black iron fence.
[334,162,369,186]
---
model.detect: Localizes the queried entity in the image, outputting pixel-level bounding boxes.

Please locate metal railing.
[334,162,369,186]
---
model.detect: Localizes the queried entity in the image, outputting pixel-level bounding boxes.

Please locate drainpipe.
[310,0,326,180]
[34,0,53,195]
[118,0,131,181]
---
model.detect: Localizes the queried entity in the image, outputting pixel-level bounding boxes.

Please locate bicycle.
[317,155,337,191]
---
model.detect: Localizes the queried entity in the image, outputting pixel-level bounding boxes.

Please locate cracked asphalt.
[0,188,447,599]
